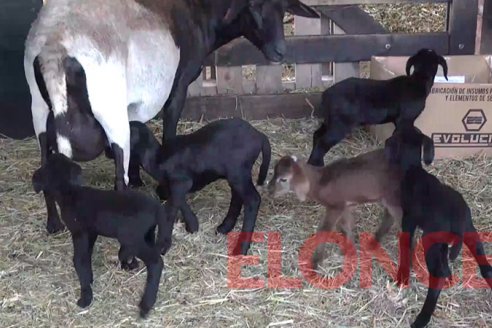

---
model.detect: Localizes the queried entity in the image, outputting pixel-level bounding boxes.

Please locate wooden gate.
[181,0,488,121]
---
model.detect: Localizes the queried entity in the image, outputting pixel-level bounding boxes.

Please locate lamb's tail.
[257,133,271,186]
[156,205,173,255]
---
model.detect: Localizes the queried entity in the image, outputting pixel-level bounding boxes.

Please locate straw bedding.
[1,3,491,328]
[1,117,491,327]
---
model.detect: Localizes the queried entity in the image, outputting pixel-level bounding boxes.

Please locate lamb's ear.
[291,161,310,201]
[422,134,435,165]
[32,168,45,193]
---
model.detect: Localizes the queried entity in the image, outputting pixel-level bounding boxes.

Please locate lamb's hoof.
[129,178,144,188]
[185,225,198,234]
[122,258,140,271]
[76,290,93,308]
[139,301,152,318]
[396,269,410,287]
[46,219,65,234]
[216,223,233,235]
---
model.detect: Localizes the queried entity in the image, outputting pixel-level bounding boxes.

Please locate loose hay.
[1,117,491,328]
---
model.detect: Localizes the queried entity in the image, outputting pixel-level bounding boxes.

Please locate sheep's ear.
[422,134,435,165]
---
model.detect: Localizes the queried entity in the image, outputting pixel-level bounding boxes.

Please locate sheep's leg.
[83,63,130,191]
[397,213,417,286]
[161,69,197,143]
[307,121,350,166]
[229,177,261,256]
[312,207,344,269]
[128,154,144,187]
[72,233,94,308]
[217,188,243,234]
[464,219,492,288]
[411,243,448,328]
[137,244,164,318]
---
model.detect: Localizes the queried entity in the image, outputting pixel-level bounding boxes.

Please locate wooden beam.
[181,93,323,121]
[448,0,478,54]
[480,0,492,53]
[212,33,449,66]
[303,0,449,5]
[318,5,388,34]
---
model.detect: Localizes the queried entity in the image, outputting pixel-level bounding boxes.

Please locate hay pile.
[1,118,491,327]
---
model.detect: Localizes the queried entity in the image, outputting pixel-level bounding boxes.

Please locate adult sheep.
[24,0,319,234]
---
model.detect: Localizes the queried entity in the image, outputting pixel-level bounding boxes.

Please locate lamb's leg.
[397,213,418,286]
[167,177,197,232]
[312,206,344,270]
[372,204,401,248]
[338,209,356,255]
[464,219,492,288]
[410,243,449,328]
[217,188,243,235]
[137,244,164,318]
[229,176,260,256]
[72,233,94,308]
[179,201,199,233]
[307,120,350,167]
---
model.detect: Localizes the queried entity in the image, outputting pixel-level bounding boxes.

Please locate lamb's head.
[223,0,319,63]
[268,155,310,201]
[384,123,435,171]
[406,48,448,81]
[32,153,83,194]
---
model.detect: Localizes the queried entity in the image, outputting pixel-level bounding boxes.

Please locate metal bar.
[480,0,492,53]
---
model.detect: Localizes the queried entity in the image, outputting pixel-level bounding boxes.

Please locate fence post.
[448,0,479,55]
[479,0,492,53]
[295,14,323,89]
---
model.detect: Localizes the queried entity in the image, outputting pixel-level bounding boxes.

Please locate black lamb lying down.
[32,154,173,318]
[308,48,448,166]
[127,118,271,256]
[385,125,492,328]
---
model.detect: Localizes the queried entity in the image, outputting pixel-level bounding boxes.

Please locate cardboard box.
[369,54,492,159]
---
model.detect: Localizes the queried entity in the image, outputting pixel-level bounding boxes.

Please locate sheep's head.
[32,153,83,194]
[268,155,310,201]
[384,123,435,171]
[406,48,448,81]
[223,0,319,63]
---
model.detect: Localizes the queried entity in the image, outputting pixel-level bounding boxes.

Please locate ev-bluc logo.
[432,109,492,147]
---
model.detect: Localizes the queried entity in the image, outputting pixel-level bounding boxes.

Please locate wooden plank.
[318,5,388,34]
[255,65,283,94]
[480,0,492,53]
[295,14,322,89]
[216,66,244,95]
[303,0,449,5]
[448,0,478,54]
[213,33,449,66]
[181,93,323,121]
[333,24,360,83]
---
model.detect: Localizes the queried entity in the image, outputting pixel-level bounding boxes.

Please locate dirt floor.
[1,118,491,328]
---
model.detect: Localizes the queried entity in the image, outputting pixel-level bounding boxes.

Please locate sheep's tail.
[36,41,73,158]
[449,209,467,261]
[257,133,271,186]
[156,205,173,255]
